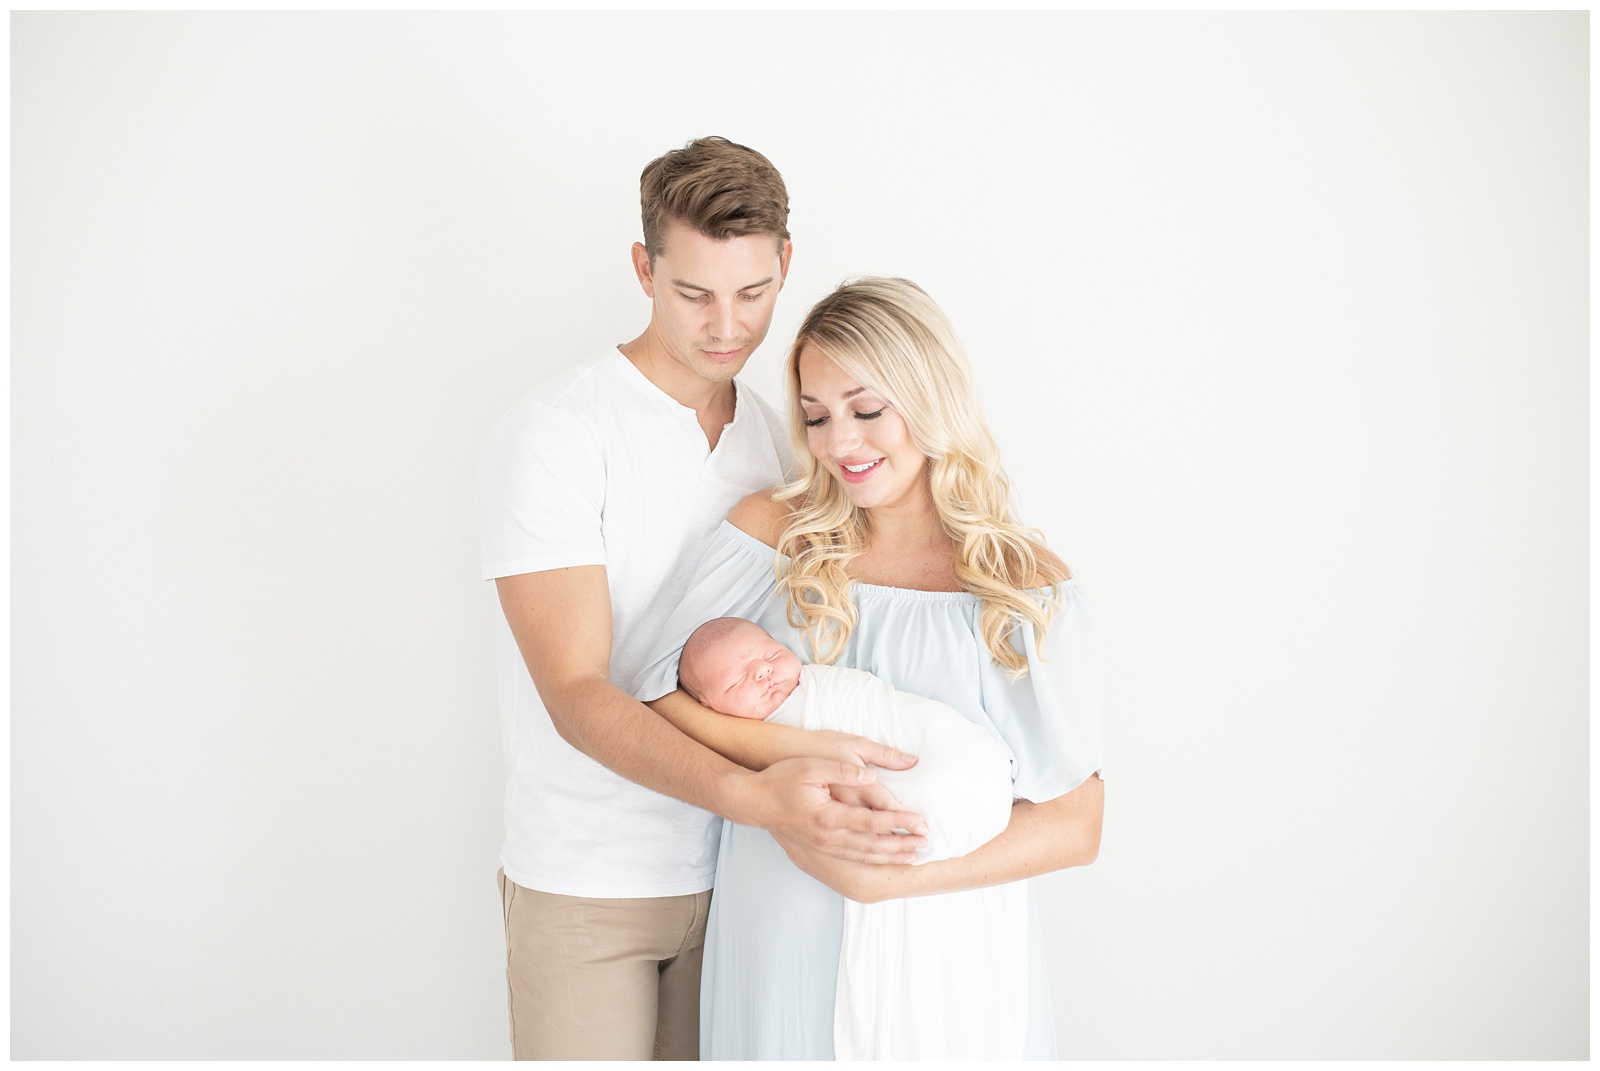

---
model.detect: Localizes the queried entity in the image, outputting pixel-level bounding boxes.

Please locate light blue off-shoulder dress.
[631,521,1104,1060]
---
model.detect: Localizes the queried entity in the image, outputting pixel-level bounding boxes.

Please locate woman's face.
[797,345,930,514]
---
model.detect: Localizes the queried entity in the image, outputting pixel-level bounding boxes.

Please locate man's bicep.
[495,566,613,696]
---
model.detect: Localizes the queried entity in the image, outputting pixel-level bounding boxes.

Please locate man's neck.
[617,331,737,451]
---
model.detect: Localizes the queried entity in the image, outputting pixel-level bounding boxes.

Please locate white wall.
[10,11,1587,1060]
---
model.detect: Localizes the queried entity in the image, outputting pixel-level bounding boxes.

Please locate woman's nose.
[827,421,862,457]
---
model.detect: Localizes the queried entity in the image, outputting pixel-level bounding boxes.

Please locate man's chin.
[694,356,748,382]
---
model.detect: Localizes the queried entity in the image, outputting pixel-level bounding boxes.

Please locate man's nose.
[710,299,738,341]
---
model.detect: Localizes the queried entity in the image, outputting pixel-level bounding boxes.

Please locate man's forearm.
[549,677,922,860]
[495,567,923,862]
[545,673,758,822]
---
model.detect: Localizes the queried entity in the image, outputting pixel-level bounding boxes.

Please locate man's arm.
[496,566,928,862]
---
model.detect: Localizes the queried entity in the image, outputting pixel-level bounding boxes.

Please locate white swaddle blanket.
[766,664,1030,1060]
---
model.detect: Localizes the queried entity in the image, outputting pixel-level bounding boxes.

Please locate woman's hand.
[807,729,918,774]
[772,838,910,903]
[777,773,1105,902]
[649,694,918,775]
[651,691,932,859]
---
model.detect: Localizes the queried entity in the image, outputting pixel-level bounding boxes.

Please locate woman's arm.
[650,689,921,774]
[649,689,929,834]
[772,772,1104,903]
[648,689,815,771]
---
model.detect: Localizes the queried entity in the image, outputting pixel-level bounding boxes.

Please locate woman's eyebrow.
[798,387,869,403]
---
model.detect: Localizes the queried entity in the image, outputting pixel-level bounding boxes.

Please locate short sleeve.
[629,522,784,702]
[981,583,1104,803]
[476,401,606,580]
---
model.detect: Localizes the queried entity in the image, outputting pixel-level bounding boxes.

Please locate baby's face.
[694,621,803,720]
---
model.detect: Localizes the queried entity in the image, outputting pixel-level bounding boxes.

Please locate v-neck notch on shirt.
[609,347,745,463]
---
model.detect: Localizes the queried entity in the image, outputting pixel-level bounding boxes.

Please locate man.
[476,137,926,1061]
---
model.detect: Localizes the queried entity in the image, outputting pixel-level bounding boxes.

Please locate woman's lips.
[838,458,884,483]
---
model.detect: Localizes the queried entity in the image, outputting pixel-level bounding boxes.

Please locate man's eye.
[679,292,708,302]
[739,291,764,303]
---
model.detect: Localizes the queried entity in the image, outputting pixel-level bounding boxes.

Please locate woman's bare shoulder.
[727,488,792,549]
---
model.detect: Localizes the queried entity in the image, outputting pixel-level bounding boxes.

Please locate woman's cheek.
[806,428,828,463]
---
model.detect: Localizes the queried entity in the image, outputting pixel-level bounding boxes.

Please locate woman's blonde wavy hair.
[774,277,1067,677]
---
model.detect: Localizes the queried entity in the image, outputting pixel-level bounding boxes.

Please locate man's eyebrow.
[798,387,870,403]
[670,277,775,293]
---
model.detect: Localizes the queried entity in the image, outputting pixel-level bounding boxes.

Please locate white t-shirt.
[768,664,1030,1061]
[476,348,790,897]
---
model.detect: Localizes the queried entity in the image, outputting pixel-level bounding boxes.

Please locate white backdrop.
[10,11,1588,1060]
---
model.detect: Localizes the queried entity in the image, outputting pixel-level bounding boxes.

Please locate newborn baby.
[677,617,1031,1060]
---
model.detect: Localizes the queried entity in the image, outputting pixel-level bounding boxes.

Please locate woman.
[631,277,1104,1059]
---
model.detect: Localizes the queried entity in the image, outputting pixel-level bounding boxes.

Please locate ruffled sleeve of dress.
[629,520,784,702]
[979,581,1105,804]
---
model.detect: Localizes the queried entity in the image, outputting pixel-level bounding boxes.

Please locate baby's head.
[679,617,803,720]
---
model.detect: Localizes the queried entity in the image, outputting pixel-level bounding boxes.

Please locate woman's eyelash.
[804,406,886,428]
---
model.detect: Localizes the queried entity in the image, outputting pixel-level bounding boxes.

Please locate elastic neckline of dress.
[716,519,1078,600]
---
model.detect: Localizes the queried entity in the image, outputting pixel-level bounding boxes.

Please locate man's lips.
[838,458,884,483]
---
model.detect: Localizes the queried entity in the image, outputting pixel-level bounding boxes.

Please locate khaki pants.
[498,870,711,1061]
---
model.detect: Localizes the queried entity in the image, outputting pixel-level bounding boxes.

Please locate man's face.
[632,219,792,388]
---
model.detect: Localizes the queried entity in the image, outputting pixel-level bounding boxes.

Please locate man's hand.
[796,729,924,815]
[740,756,928,864]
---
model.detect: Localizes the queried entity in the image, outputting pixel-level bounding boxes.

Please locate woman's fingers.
[815,730,918,772]
[857,737,918,771]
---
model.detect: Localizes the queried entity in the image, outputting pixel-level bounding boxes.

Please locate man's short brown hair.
[640,137,790,261]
